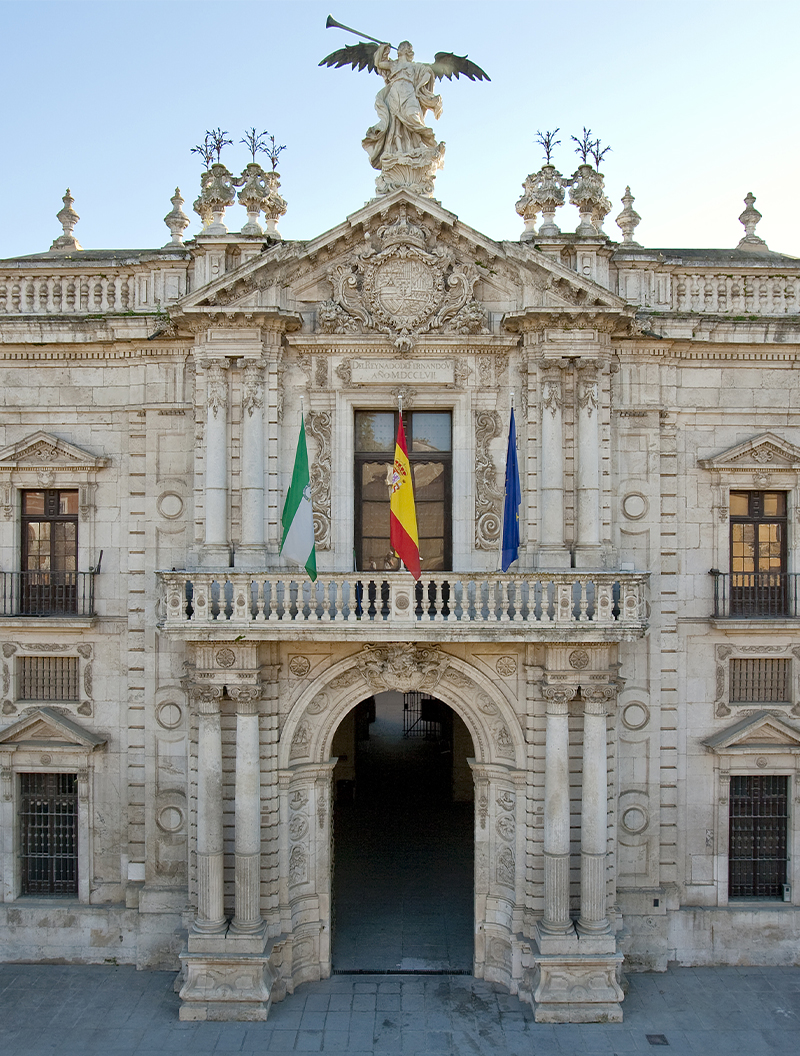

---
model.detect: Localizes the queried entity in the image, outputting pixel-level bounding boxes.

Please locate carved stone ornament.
[241,360,264,417]
[356,643,445,693]
[475,410,503,550]
[495,655,517,677]
[316,205,486,349]
[496,846,515,888]
[288,655,311,678]
[307,411,332,550]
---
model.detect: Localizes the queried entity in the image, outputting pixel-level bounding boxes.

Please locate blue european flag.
[501,407,521,572]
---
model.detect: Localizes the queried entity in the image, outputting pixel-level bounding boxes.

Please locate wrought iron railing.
[157,570,648,630]
[0,571,96,617]
[710,571,800,618]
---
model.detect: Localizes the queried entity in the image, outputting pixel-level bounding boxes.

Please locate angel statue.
[320,17,489,197]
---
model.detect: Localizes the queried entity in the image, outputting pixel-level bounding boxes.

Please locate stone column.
[574,361,601,567]
[263,330,283,554]
[237,358,267,567]
[539,363,569,568]
[578,685,615,935]
[193,686,226,933]
[229,685,264,934]
[202,359,230,566]
[539,684,577,935]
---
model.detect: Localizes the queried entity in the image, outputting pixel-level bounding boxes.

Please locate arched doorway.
[330,690,475,972]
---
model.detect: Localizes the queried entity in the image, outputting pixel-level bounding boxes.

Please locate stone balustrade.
[0,265,187,316]
[617,267,800,316]
[157,570,648,639]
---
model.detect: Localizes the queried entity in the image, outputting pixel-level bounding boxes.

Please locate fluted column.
[578,685,615,935]
[229,685,264,934]
[539,363,569,567]
[237,358,267,567]
[193,686,226,933]
[202,358,230,565]
[574,361,601,566]
[540,684,577,934]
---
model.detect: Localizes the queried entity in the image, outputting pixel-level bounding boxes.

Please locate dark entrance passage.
[332,691,474,972]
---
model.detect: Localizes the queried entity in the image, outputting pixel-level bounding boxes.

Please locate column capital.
[581,683,619,716]
[182,680,223,713]
[228,684,262,715]
[241,358,265,417]
[203,358,229,417]
[542,683,578,714]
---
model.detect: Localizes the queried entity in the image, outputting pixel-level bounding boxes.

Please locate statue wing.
[431,52,490,82]
[319,42,380,73]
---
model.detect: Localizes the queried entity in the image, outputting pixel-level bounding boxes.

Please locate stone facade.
[1,172,799,1023]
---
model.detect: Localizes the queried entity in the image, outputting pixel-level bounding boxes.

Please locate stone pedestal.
[529,940,624,1023]
[179,930,281,1021]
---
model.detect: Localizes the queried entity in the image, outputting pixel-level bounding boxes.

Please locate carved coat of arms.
[317,205,487,349]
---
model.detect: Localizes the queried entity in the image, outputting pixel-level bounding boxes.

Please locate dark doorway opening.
[332,691,474,972]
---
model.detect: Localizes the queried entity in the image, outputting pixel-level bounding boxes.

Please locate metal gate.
[19,772,78,895]
[729,774,788,897]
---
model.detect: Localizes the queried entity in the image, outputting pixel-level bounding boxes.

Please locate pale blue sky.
[2,0,797,258]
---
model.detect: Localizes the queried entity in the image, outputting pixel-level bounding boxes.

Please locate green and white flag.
[280,417,317,580]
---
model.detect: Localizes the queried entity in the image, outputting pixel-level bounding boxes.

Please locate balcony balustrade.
[157,570,648,640]
[710,571,800,619]
[0,571,96,618]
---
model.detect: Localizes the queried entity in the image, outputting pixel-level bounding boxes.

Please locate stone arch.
[279,644,525,771]
[275,644,529,996]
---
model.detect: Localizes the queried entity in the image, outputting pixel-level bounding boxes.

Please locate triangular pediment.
[703,711,800,753]
[0,431,110,470]
[176,191,626,342]
[698,433,800,472]
[0,707,106,750]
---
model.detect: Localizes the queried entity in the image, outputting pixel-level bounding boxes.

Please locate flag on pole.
[280,416,317,581]
[501,407,521,572]
[389,416,421,580]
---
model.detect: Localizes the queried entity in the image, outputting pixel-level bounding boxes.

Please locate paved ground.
[0,963,798,1055]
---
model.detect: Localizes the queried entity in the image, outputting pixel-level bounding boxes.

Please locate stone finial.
[615,186,641,245]
[516,165,565,240]
[737,192,768,250]
[163,188,190,246]
[569,164,610,237]
[50,188,82,251]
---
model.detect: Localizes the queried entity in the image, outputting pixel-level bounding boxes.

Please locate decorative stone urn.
[516,164,566,239]
[569,164,611,237]
[194,163,236,236]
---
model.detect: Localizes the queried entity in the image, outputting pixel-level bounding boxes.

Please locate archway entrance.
[331,691,474,972]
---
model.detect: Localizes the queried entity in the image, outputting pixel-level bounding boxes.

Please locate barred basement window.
[18,656,79,702]
[729,658,790,704]
[729,774,788,898]
[19,772,78,895]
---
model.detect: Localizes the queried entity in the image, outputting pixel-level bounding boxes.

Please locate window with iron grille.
[729,658,790,704]
[18,656,79,702]
[19,772,78,896]
[729,774,788,898]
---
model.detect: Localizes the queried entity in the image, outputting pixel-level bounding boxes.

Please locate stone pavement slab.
[0,963,797,1055]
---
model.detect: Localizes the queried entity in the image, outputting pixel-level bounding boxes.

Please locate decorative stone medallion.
[215,647,236,669]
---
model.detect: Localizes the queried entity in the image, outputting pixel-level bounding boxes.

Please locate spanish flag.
[389,417,421,580]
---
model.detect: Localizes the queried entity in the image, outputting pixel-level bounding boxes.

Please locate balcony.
[710,571,800,619]
[156,570,649,643]
[0,571,96,618]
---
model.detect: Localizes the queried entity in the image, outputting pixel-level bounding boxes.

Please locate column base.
[179,933,282,1022]
[234,545,267,569]
[536,546,572,570]
[572,545,604,570]
[529,949,624,1023]
[198,545,232,568]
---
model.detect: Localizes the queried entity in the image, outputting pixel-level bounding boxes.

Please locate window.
[18,656,79,702]
[729,658,790,704]
[729,491,787,616]
[19,772,79,896]
[729,774,788,898]
[354,411,451,572]
[20,489,79,615]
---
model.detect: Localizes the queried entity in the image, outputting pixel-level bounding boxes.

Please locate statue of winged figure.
[320,23,489,196]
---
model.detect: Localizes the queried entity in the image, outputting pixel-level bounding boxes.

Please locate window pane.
[26,523,51,570]
[355,412,395,452]
[361,462,391,499]
[53,523,77,571]
[59,491,79,515]
[411,413,451,452]
[420,539,444,571]
[361,501,389,537]
[418,503,445,537]
[362,539,396,571]
[413,462,445,500]
[23,491,46,515]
